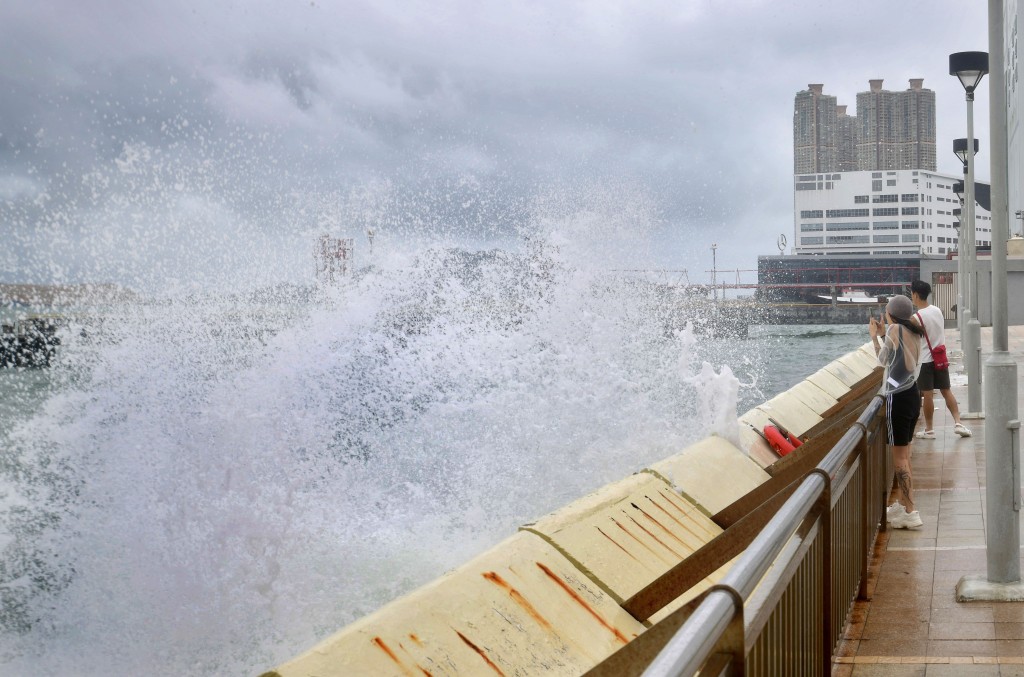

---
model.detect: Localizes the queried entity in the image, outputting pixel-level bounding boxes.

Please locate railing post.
[810,468,832,676]
[856,424,871,601]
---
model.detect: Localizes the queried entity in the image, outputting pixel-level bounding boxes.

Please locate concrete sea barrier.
[261,342,882,677]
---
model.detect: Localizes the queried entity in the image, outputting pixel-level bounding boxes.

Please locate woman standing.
[870,294,924,529]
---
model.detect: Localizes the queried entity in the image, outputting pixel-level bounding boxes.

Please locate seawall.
[260,342,882,676]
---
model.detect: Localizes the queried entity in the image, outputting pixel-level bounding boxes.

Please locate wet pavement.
[833,326,1024,675]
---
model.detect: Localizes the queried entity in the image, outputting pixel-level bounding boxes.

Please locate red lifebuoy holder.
[764,424,796,456]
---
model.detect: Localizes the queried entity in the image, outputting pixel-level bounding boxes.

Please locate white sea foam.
[0,199,751,674]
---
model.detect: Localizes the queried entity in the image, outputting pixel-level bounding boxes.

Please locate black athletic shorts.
[917,361,951,391]
[886,384,921,446]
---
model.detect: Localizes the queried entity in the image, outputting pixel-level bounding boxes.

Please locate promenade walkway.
[834,326,1024,676]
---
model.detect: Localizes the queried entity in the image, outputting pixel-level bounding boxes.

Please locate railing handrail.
[642,391,886,676]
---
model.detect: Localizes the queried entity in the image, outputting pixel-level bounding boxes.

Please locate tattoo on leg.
[895,468,913,511]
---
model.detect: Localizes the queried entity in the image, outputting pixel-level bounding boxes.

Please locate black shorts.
[886,384,921,446]
[917,362,951,391]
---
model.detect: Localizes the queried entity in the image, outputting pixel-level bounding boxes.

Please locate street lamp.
[953,181,964,301]
[950,51,988,417]
[953,138,981,322]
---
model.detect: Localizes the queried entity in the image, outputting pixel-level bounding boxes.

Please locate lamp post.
[952,179,965,336]
[955,0,1024,601]
[953,140,984,415]
[953,139,980,321]
[950,51,988,418]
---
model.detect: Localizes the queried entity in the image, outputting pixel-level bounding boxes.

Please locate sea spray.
[0,232,749,675]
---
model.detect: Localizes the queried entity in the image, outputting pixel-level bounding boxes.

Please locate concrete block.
[756,391,823,437]
[823,349,875,387]
[262,531,645,677]
[736,424,780,468]
[525,474,724,611]
[806,367,850,400]
[785,379,839,416]
[648,436,771,515]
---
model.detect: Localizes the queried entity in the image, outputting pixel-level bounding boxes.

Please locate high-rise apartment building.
[793,84,837,174]
[793,79,936,174]
[835,105,858,172]
[857,79,936,171]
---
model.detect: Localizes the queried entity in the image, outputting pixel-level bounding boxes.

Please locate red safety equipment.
[763,424,796,456]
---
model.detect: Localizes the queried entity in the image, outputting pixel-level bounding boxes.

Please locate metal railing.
[642,389,889,676]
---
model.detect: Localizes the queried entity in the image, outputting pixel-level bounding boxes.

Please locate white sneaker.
[886,502,906,521]
[954,423,973,437]
[890,510,923,529]
[914,430,936,440]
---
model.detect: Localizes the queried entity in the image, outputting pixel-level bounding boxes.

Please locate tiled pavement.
[833,326,1024,677]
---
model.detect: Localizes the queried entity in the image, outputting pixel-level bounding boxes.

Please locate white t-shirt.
[915,304,945,364]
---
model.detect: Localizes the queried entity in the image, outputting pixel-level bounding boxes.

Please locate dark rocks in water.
[0,318,61,368]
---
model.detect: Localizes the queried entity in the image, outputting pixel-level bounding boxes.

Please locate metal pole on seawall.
[956,0,1023,601]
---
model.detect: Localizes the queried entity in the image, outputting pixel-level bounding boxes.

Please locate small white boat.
[816,289,881,304]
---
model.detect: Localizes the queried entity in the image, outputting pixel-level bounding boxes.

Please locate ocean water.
[0,250,869,675]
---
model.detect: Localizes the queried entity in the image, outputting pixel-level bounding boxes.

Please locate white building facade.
[793,169,993,256]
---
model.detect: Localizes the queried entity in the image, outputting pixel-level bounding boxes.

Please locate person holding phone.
[870,294,925,529]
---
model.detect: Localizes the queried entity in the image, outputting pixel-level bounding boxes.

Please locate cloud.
[0,0,994,286]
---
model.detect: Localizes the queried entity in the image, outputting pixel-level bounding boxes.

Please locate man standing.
[910,279,972,439]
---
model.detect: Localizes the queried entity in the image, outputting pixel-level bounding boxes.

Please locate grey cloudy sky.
[0,0,992,290]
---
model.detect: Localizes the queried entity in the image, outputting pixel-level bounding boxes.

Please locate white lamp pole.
[950,51,989,417]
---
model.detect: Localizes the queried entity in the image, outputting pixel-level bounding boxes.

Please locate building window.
[872,172,882,178]
[800,210,824,218]
[826,235,870,244]
[796,183,817,191]
[826,208,870,218]
[903,234,920,243]
[854,195,869,203]
[901,221,919,229]
[826,222,870,231]
[887,179,897,186]
[872,180,883,191]
[801,236,824,245]
[800,223,824,231]
[873,221,899,230]
[874,235,900,243]
[900,194,919,202]
[872,194,899,203]
[873,207,899,216]
[902,207,919,215]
